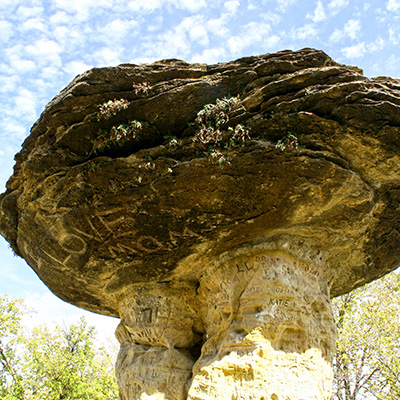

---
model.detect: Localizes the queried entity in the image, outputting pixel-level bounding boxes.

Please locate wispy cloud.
[0,19,14,41]
[21,17,46,32]
[367,36,386,52]
[0,117,28,141]
[99,19,139,45]
[386,54,400,75]
[387,0,400,12]
[227,22,275,55]
[65,61,93,77]
[276,0,298,11]
[328,0,349,13]
[16,5,44,19]
[330,18,362,42]
[341,42,367,58]
[175,0,208,12]
[52,0,110,21]
[94,48,123,66]
[25,39,63,67]
[294,23,318,40]
[389,26,399,44]
[224,0,240,14]
[12,88,38,121]
[5,45,37,73]
[126,0,208,13]
[307,1,327,23]
[191,47,228,64]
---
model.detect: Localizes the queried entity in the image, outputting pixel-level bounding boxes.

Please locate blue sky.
[1,0,400,339]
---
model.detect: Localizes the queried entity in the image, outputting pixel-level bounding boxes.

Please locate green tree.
[332,271,400,400]
[0,294,118,400]
[0,294,26,399]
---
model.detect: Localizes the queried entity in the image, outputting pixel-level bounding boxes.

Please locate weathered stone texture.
[2,48,400,399]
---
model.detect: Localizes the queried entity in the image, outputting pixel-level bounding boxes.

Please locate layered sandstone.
[1,48,400,399]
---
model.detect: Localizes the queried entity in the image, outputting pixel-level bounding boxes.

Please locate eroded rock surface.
[2,48,400,399]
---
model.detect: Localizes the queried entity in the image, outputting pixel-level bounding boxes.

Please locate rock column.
[188,253,337,400]
[116,282,202,400]
[115,253,337,400]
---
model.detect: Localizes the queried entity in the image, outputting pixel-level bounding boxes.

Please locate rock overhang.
[1,48,400,317]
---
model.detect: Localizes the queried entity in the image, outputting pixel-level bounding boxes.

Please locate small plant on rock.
[97,98,129,120]
[195,96,240,129]
[164,135,179,147]
[192,96,250,163]
[133,82,151,95]
[93,120,146,152]
[275,133,300,151]
[227,124,251,148]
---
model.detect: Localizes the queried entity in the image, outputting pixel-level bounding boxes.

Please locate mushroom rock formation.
[2,48,400,399]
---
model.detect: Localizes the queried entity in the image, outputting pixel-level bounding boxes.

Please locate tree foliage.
[332,271,400,400]
[0,294,118,400]
[0,294,26,399]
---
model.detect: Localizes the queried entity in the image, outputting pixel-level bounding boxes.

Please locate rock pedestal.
[115,253,336,400]
[116,282,200,399]
[2,48,400,400]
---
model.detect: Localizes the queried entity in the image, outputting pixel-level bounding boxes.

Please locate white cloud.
[386,54,400,76]
[25,39,63,67]
[307,1,327,22]
[188,24,209,46]
[159,29,192,57]
[52,0,110,21]
[22,17,46,32]
[389,26,399,44]
[0,0,22,9]
[0,20,13,42]
[100,19,139,45]
[142,14,217,60]
[1,117,28,141]
[341,42,366,58]
[330,28,343,42]
[51,25,87,50]
[344,18,362,40]
[49,10,71,25]
[367,36,385,52]
[191,47,228,64]
[227,22,273,55]
[94,48,123,66]
[328,0,349,12]
[16,5,44,19]
[264,35,280,49]
[276,0,297,11]
[176,0,207,12]
[179,15,211,46]
[127,0,207,13]
[247,0,258,10]
[387,0,400,12]
[224,0,240,14]
[5,45,37,73]
[127,0,164,12]
[295,23,317,40]
[206,17,230,38]
[261,11,282,24]
[330,18,361,42]
[13,88,38,121]
[66,61,92,77]
[147,15,164,32]
[0,74,19,93]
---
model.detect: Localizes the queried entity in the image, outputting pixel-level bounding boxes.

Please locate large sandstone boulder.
[1,48,400,400]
